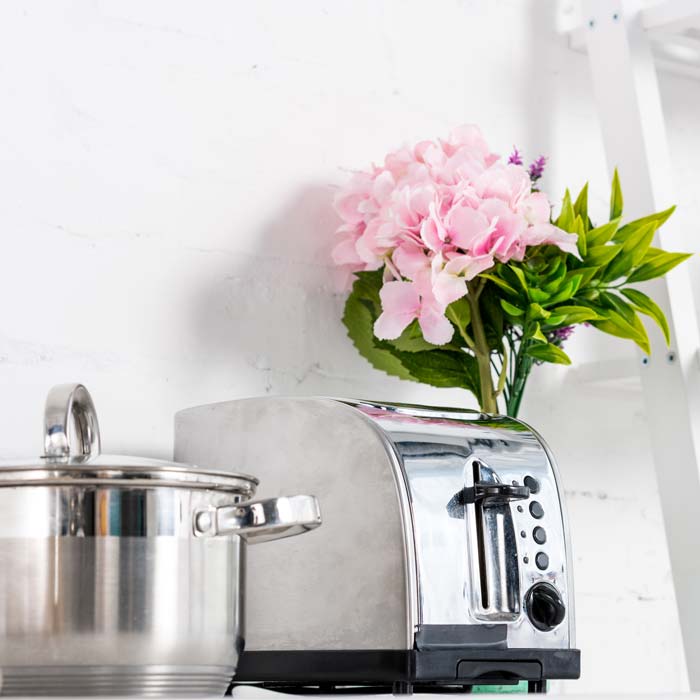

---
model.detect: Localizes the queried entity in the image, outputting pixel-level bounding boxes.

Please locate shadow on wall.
[190,185,364,396]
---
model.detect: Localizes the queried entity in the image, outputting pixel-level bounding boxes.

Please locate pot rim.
[0,459,259,492]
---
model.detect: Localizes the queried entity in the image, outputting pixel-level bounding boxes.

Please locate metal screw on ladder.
[667,351,677,364]
[613,12,619,21]
[588,18,595,28]
[641,356,650,366]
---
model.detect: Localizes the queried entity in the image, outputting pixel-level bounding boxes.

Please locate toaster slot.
[472,460,490,610]
[467,460,529,622]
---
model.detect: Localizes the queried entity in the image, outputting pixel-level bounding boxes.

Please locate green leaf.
[592,312,650,355]
[623,221,657,267]
[391,349,481,402]
[531,323,548,343]
[591,296,651,354]
[550,305,604,324]
[348,270,384,315]
[542,260,568,293]
[601,222,655,282]
[621,288,671,345]
[528,287,550,304]
[574,215,587,258]
[509,265,529,293]
[500,299,524,316]
[528,303,551,321]
[556,189,575,231]
[627,251,693,283]
[598,291,636,323]
[545,275,582,306]
[573,183,589,232]
[480,273,518,297]
[586,218,620,247]
[446,296,471,330]
[566,266,599,288]
[342,285,414,381]
[389,320,439,353]
[610,168,623,220]
[526,342,572,365]
[585,244,622,267]
[639,246,667,264]
[613,205,676,243]
[480,287,505,350]
[577,288,600,301]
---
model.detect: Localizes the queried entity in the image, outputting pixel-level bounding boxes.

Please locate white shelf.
[570,0,700,80]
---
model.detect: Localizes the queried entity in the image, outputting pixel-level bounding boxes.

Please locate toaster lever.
[466,463,528,622]
[468,482,529,505]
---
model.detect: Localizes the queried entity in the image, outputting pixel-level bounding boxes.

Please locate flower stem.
[495,343,508,397]
[506,336,534,418]
[467,281,498,414]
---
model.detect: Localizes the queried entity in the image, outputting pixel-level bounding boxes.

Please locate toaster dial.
[525,582,566,632]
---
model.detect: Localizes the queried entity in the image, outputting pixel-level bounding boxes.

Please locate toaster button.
[533,526,547,545]
[535,552,549,570]
[524,475,540,494]
[529,501,544,519]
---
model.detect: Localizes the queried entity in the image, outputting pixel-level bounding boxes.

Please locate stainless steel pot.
[0,384,321,697]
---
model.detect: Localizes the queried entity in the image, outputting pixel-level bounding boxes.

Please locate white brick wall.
[1,0,698,691]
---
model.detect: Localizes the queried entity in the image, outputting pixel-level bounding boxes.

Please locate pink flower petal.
[374,281,421,339]
[379,280,421,315]
[447,124,488,154]
[372,170,396,203]
[446,205,492,250]
[420,215,444,253]
[444,254,495,280]
[414,140,434,162]
[474,164,531,208]
[334,192,365,225]
[374,311,417,340]
[355,220,397,264]
[333,172,374,224]
[526,223,581,258]
[393,243,429,279]
[384,147,415,180]
[518,191,551,225]
[433,271,468,306]
[418,303,454,345]
[331,235,363,267]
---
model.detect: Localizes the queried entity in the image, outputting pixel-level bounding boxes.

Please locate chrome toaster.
[175,398,580,692]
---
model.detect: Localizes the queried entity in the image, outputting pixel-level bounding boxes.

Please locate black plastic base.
[234,648,580,689]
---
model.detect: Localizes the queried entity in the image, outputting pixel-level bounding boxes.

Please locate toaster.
[175,398,580,693]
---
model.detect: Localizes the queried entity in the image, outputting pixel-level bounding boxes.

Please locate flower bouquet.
[332,126,690,417]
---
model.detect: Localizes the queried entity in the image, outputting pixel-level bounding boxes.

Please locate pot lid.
[0,383,258,494]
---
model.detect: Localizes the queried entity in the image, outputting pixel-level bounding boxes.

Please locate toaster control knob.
[525,583,566,632]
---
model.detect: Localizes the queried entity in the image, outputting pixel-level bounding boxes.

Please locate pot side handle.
[193,495,321,543]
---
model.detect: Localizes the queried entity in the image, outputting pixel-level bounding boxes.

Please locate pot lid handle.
[44,383,101,461]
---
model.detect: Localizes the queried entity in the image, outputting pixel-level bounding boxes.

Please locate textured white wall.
[0,0,697,692]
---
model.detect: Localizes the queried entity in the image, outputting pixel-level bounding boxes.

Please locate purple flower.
[508,147,523,166]
[549,325,575,344]
[528,155,547,183]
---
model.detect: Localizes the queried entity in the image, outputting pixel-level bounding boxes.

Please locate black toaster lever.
[464,482,530,505]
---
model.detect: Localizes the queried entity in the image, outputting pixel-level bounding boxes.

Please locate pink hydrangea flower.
[332,125,578,346]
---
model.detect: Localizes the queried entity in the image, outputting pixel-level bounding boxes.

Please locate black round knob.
[533,526,547,545]
[524,475,540,494]
[525,583,566,632]
[529,501,544,519]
